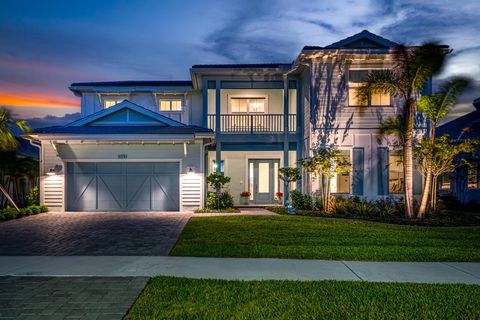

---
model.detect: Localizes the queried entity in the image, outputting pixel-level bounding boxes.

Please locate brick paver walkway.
[0,276,148,320]
[0,212,190,256]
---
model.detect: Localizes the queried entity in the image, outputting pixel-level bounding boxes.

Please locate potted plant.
[240,191,251,205]
[275,191,283,204]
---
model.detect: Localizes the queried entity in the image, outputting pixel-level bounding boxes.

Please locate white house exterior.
[28,30,428,212]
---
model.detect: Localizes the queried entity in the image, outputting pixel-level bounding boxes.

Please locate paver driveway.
[0,212,190,256]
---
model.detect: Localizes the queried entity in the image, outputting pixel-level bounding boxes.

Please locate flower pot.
[240,197,249,205]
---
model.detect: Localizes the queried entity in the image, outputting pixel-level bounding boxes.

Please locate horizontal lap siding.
[41,142,64,210]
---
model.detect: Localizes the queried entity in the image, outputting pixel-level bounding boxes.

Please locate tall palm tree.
[357,43,447,219]
[0,108,30,150]
[416,77,470,217]
[0,108,30,210]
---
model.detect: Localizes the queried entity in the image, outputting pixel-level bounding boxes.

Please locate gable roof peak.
[324,30,398,49]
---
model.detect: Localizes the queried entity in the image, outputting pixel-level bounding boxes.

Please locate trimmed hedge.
[0,205,48,221]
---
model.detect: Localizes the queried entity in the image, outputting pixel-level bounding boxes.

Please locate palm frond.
[379,115,407,143]
[409,42,447,93]
[356,70,400,105]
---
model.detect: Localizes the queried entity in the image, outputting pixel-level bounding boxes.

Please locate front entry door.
[249,159,279,204]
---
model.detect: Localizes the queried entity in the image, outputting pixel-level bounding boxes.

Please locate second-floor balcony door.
[249,159,279,204]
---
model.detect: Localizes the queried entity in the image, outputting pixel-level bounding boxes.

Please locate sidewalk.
[1,256,479,284]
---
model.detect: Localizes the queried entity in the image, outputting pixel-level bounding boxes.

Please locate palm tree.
[0,108,30,150]
[0,108,30,210]
[357,43,447,219]
[416,78,470,216]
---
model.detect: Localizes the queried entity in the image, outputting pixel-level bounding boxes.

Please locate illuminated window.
[389,151,404,193]
[159,100,182,111]
[103,97,126,108]
[468,165,478,189]
[348,70,391,107]
[230,97,266,113]
[331,150,351,194]
[439,173,451,190]
[211,160,224,175]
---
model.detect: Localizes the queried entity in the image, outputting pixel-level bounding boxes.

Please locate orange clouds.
[0,90,79,109]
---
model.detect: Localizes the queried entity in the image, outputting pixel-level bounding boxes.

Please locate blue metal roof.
[437,110,480,140]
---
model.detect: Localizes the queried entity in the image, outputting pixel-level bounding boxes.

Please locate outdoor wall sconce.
[46,164,63,176]
[187,166,195,175]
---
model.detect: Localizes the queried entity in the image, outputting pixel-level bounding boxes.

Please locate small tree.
[206,173,231,209]
[278,167,301,204]
[415,135,477,210]
[301,149,350,212]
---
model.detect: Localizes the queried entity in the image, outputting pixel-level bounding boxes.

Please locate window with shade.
[103,96,127,108]
[389,152,404,193]
[159,99,182,112]
[348,70,391,107]
[230,97,266,113]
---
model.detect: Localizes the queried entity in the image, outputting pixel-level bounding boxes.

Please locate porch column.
[215,80,222,174]
[283,77,289,204]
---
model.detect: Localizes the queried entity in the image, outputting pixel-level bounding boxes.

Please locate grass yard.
[170,215,480,261]
[125,277,480,320]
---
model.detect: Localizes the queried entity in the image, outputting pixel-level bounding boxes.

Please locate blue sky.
[1,0,479,125]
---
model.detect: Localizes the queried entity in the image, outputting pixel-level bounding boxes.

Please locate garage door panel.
[67,162,180,211]
[126,175,151,211]
[97,175,125,210]
[152,175,179,211]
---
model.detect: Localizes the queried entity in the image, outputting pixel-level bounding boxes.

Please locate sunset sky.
[1,0,479,126]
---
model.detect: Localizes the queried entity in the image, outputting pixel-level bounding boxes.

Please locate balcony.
[208,114,296,133]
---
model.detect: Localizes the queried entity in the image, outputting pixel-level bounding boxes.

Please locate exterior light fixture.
[46,164,63,176]
[187,166,195,175]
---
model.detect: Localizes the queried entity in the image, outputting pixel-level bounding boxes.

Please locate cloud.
[21,112,81,129]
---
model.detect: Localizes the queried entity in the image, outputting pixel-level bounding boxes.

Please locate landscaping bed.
[193,208,241,214]
[0,205,48,221]
[171,215,480,261]
[266,206,480,227]
[126,276,480,320]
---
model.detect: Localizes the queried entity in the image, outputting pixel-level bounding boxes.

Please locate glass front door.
[249,159,279,204]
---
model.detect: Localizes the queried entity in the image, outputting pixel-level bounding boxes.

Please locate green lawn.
[170,215,480,261]
[125,277,480,320]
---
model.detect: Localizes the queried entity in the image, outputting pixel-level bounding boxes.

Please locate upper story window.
[439,172,451,190]
[230,97,266,113]
[348,70,391,107]
[103,96,127,108]
[159,99,182,112]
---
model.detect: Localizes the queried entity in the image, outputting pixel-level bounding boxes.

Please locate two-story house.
[27,30,427,212]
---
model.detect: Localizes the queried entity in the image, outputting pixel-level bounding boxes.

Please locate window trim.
[227,95,269,114]
[347,68,392,108]
[158,99,183,112]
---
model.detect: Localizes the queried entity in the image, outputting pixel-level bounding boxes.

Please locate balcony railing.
[208,114,296,133]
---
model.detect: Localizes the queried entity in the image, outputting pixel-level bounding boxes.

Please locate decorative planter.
[240,197,249,205]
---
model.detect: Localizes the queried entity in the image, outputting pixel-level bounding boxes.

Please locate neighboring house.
[436,98,480,204]
[27,30,429,212]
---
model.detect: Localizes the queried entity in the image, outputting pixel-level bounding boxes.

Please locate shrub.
[23,206,33,215]
[30,206,41,214]
[206,191,235,210]
[374,198,398,218]
[290,190,304,209]
[2,208,18,219]
[39,205,49,213]
[26,186,40,206]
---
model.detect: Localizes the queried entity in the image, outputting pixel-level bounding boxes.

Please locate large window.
[468,165,478,189]
[159,99,182,111]
[331,150,351,194]
[230,97,266,113]
[389,151,404,193]
[103,96,127,108]
[348,70,391,107]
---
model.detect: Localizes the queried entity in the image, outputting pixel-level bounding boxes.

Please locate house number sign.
[118,154,128,159]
